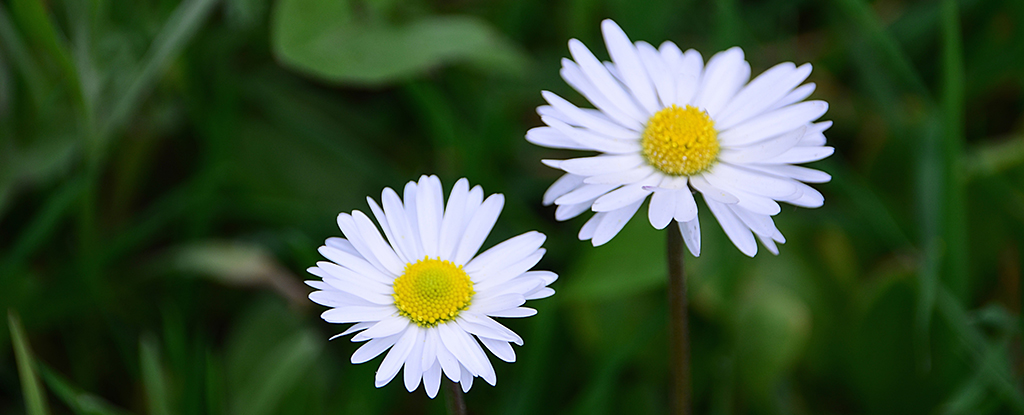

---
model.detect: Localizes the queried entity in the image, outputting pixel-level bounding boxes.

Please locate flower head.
[307,175,556,397]
[529,19,833,256]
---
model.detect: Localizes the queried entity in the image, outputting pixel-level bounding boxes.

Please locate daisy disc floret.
[306,175,557,398]
[528,19,834,256]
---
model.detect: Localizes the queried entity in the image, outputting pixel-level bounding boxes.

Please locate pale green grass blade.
[9,311,51,415]
[939,0,968,296]
[139,336,172,415]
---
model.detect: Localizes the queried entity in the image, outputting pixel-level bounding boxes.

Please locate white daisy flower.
[529,19,833,257]
[306,175,556,398]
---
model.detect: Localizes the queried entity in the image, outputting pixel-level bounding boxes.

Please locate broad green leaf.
[9,311,51,415]
[271,0,528,86]
[732,281,810,399]
[562,216,666,303]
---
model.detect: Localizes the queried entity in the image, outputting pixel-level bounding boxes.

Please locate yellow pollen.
[392,257,474,327]
[640,104,720,176]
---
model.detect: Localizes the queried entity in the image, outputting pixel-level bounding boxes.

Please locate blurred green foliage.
[1,0,1023,413]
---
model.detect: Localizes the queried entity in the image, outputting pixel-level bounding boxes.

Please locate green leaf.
[101,0,219,139]
[8,311,51,415]
[732,281,811,400]
[139,336,172,415]
[271,0,528,86]
[562,215,666,303]
[38,362,135,415]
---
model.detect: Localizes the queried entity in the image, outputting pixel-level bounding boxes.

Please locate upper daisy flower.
[306,175,556,398]
[529,19,833,257]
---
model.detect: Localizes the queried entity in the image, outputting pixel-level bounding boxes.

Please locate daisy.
[306,175,556,398]
[529,19,833,256]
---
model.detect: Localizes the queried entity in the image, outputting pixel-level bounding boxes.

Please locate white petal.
[359,316,411,339]
[541,115,641,154]
[403,327,425,392]
[602,19,660,114]
[459,364,473,392]
[489,307,538,318]
[402,181,424,257]
[458,313,523,345]
[678,217,701,257]
[718,101,828,146]
[760,146,834,164]
[555,183,618,205]
[745,163,831,183]
[416,175,444,258]
[785,182,825,208]
[591,174,657,212]
[673,187,699,223]
[336,212,392,276]
[365,196,408,264]
[716,62,812,130]
[729,205,776,237]
[375,326,419,387]
[718,126,806,164]
[351,210,405,276]
[673,48,704,106]
[568,38,647,122]
[592,198,645,246]
[555,201,594,221]
[351,332,402,364]
[479,336,516,363]
[579,212,604,241]
[421,328,439,369]
[694,47,749,117]
[472,293,527,315]
[705,164,798,200]
[636,41,675,108]
[542,91,638,139]
[435,330,462,382]
[648,186,676,230]
[558,153,645,176]
[526,125,588,150]
[699,176,782,215]
[757,233,780,255]
[424,360,442,398]
[438,178,470,260]
[465,231,545,276]
[453,194,504,265]
[689,174,739,204]
[767,82,816,112]
[543,174,586,206]
[705,198,757,257]
[381,187,423,260]
[560,58,644,130]
[321,305,395,324]
[325,237,359,255]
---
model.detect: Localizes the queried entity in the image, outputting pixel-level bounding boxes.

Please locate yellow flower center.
[640,104,720,176]
[392,257,474,327]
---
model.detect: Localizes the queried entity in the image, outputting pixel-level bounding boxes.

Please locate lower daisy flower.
[306,175,556,398]
[529,19,833,256]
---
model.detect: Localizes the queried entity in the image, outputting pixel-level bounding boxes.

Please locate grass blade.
[101,0,219,139]
[833,0,931,98]
[140,335,172,415]
[8,311,51,415]
[939,0,968,297]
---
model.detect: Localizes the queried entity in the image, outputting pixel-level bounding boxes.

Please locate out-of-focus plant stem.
[668,223,691,415]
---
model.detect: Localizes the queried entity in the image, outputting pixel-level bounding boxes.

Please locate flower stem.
[444,379,467,415]
[667,223,691,415]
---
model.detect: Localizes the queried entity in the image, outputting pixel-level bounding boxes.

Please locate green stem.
[444,379,467,415]
[668,223,691,415]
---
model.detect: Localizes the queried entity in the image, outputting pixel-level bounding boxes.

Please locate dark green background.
[1,0,1023,413]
